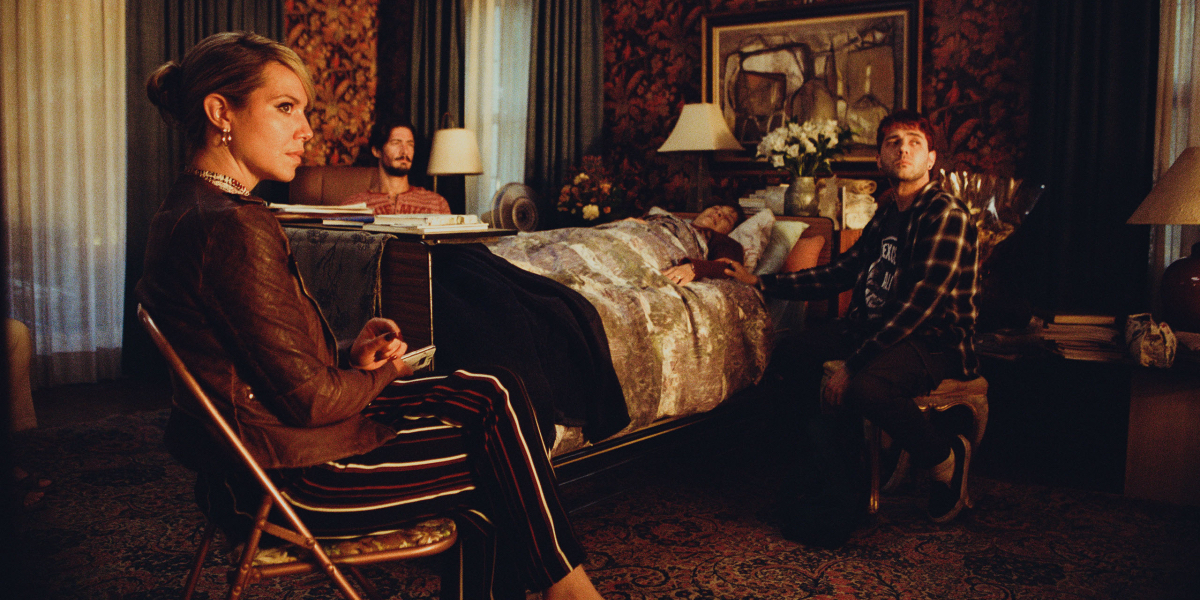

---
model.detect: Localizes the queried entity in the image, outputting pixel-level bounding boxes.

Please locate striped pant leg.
[274,369,585,593]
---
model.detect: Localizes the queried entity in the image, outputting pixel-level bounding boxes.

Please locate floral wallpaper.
[602,0,1036,211]
[298,0,1035,205]
[284,0,378,165]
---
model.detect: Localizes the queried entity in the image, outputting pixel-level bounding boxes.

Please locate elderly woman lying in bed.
[655,203,747,284]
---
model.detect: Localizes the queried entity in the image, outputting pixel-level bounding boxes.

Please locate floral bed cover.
[486,214,772,450]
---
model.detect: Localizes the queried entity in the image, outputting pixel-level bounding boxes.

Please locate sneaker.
[928,434,971,524]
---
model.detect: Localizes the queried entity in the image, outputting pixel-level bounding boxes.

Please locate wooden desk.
[1124,362,1200,505]
[377,230,517,350]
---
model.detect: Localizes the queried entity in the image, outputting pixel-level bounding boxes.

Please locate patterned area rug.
[11,409,1200,599]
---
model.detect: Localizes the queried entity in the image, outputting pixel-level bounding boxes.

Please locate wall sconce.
[658,103,743,212]
[426,117,483,194]
[1127,146,1200,332]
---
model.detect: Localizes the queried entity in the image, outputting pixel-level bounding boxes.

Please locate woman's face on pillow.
[693,205,739,235]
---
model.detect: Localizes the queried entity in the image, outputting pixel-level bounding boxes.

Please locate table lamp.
[658,103,743,212]
[1127,146,1200,332]
[426,127,483,194]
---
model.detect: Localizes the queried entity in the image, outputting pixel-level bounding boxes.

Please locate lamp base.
[1161,242,1200,333]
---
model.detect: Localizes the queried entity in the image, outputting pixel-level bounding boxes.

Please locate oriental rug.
[9,409,1199,599]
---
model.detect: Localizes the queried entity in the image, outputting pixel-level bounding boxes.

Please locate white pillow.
[728,209,775,271]
[755,220,811,275]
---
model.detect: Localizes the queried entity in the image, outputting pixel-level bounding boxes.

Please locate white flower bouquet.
[756,118,853,178]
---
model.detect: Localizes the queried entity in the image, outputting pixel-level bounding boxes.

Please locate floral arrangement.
[557,156,630,225]
[756,118,854,178]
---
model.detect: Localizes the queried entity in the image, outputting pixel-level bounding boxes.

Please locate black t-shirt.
[863,207,907,323]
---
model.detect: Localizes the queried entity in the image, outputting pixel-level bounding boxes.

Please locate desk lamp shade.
[658,103,742,210]
[1127,147,1200,331]
[658,103,742,153]
[426,128,483,176]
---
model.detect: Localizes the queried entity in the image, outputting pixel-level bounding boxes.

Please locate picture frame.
[703,0,922,165]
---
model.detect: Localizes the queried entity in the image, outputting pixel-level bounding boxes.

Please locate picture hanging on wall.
[703,0,922,163]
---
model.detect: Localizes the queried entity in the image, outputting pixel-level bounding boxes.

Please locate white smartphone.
[401,345,436,373]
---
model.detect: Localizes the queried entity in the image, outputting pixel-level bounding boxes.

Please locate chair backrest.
[289,165,375,205]
[136,304,362,596]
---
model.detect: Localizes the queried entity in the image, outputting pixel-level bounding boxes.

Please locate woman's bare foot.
[542,565,602,600]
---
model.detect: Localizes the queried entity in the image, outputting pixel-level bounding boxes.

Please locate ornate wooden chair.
[137,305,457,600]
[821,359,989,515]
[865,375,989,514]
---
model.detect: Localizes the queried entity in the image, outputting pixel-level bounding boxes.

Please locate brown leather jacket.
[137,174,399,471]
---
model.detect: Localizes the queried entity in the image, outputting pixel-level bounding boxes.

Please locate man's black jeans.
[768,320,956,485]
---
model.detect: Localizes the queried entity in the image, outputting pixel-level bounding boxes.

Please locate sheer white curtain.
[463,0,532,216]
[1,0,127,388]
[1153,0,1200,276]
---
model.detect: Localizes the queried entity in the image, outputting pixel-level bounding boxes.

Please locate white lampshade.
[658,103,742,153]
[1127,147,1200,224]
[426,128,483,176]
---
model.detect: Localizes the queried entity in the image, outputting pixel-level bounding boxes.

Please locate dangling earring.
[220,128,232,146]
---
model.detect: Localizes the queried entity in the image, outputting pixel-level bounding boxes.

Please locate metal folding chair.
[138,304,457,600]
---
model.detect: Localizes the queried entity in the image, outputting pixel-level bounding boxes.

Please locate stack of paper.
[267,202,375,225]
[364,213,489,234]
[1039,320,1125,362]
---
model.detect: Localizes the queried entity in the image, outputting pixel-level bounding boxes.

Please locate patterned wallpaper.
[603,0,1035,211]
[292,0,1035,204]
[284,0,379,165]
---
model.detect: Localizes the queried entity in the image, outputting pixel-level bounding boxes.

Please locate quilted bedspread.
[486,214,772,436]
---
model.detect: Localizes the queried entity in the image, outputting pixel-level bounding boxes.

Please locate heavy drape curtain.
[1016,0,1159,315]
[463,0,532,216]
[526,0,603,226]
[410,0,467,214]
[122,0,282,377]
[1,0,127,388]
[1152,0,1200,302]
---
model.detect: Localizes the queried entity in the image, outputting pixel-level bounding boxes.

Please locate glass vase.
[784,176,819,217]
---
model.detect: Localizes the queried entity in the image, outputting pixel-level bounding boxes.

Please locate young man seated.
[344,116,451,215]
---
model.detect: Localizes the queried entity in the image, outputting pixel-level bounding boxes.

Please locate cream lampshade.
[426,128,483,193]
[658,103,743,211]
[1127,146,1200,331]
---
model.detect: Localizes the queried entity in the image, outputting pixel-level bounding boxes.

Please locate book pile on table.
[267,202,375,226]
[363,213,489,234]
[1038,314,1126,362]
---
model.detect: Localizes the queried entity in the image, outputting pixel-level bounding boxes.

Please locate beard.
[382,161,411,177]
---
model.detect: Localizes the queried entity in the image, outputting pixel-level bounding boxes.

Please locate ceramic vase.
[784,176,819,217]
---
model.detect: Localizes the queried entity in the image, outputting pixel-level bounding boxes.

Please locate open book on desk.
[365,214,489,234]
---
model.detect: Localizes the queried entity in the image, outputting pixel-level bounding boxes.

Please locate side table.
[1124,359,1200,505]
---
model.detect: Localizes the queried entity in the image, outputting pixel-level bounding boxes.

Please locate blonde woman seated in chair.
[724,110,980,548]
[139,31,603,600]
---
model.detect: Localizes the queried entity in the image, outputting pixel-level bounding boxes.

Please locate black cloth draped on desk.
[429,244,629,446]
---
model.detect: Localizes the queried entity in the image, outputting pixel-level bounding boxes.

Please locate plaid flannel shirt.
[760,179,981,379]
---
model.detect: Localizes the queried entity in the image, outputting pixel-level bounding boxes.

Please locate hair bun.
[146,61,183,125]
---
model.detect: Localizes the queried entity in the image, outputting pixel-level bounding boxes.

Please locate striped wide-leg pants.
[271,368,586,598]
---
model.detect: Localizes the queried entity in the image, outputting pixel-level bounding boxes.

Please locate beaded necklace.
[184,167,252,196]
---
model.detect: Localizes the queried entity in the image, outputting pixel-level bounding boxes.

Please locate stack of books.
[363,214,489,234]
[739,185,787,215]
[267,202,375,226]
[1038,314,1126,362]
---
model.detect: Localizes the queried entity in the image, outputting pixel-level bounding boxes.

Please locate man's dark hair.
[875,110,937,153]
[368,115,417,151]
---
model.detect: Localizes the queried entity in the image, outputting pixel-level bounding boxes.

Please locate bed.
[482,210,833,463]
[282,167,837,476]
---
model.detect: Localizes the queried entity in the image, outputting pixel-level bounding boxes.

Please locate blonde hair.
[146,31,315,154]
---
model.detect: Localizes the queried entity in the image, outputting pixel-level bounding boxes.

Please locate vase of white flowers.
[757,119,853,216]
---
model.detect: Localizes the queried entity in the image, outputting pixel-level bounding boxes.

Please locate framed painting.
[703,0,922,164]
